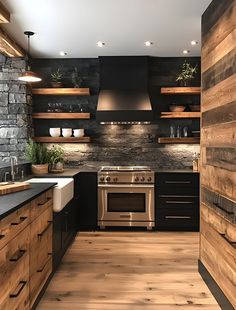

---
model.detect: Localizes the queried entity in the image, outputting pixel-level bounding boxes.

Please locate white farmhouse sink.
[27,178,74,212]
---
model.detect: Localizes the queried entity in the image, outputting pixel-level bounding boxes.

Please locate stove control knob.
[106,177,111,182]
[147,177,152,182]
[100,176,105,182]
[135,177,139,182]
[113,177,118,182]
[141,177,145,182]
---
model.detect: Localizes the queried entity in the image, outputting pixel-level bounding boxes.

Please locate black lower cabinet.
[155,173,199,231]
[76,172,98,231]
[53,199,77,269]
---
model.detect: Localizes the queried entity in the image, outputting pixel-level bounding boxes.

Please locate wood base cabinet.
[0,189,53,310]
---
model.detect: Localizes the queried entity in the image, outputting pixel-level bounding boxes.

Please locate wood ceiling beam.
[0,26,24,57]
[0,2,10,23]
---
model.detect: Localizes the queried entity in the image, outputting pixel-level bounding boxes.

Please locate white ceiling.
[2,0,212,58]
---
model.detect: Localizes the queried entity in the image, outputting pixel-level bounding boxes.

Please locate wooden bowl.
[189,105,200,112]
[169,105,185,112]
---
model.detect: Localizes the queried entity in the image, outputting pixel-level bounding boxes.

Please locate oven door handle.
[98,184,154,188]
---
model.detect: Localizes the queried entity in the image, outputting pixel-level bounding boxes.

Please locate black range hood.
[96,56,153,124]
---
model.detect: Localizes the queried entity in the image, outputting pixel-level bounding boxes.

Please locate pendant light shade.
[18,31,42,83]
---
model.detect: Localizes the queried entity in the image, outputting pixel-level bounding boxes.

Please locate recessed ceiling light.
[97,41,105,47]
[145,41,153,46]
[183,50,190,54]
[191,40,198,46]
[59,51,67,56]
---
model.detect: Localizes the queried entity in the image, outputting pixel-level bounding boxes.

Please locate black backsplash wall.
[32,57,200,168]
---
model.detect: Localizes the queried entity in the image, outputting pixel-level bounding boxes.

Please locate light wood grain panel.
[201,147,236,171]
[201,164,236,202]
[0,2,10,23]
[160,87,200,95]
[202,29,236,73]
[201,121,236,147]
[38,232,220,310]
[202,2,236,57]
[0,26,24,57]
[201,74,236,113]
[32,88,90,96]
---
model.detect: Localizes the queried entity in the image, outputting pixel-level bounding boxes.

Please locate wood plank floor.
[37,232,220,310]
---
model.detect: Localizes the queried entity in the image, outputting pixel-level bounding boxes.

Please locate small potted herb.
[50,68,63,87]
[176,61,198,86]
[48,145,64,171]
[26,139,49,175]
[71,67,82,88]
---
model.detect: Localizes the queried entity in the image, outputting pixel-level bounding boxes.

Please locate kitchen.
[0,0,235,309]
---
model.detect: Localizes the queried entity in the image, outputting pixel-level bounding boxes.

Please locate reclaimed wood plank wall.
[200,0,236,308]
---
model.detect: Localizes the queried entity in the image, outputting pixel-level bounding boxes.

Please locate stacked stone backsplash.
[0,57,32,164]
[32,57,200,169]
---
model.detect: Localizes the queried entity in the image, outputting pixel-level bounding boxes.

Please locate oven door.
[98,184,154,222]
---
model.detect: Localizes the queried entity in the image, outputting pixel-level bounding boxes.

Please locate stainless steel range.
[98,166,155,229]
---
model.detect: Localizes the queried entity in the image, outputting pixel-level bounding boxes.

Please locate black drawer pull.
[160,195,198,198]
[0,234,5,240]
[165,216,192,219]
[11,216,27,226]
[37,197,51,206]
[9,249,26,262]
[38,221,52,238]
[37,260,48,273]
[165,181,191,184]
[166,201,193,204]
[9,281,27,298]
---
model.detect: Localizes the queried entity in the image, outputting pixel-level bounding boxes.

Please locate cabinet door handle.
[165,216,191,219]
[9,249,26,262]
[11,216,27,226]
[37,260,48,273]
[9,281,27,298]
[38,221,52,238]
[166,201,193,204]
[37,197,51,206]
[165,181,191,184]
[213,202,234,215]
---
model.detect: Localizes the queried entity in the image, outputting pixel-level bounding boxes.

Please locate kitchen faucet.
[10,156,18,182]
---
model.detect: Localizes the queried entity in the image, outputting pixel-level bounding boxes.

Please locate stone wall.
[32,57,200,169]
[0,57,31,163]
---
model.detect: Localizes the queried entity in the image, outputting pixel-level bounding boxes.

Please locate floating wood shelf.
[32,88,90,96]
[160,112,201,119]
[32,113,91,119]
[161,87,201,95]
[33,137,91,143]
[158,137,200,144]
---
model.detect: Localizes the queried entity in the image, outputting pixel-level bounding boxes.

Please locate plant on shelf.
[50,68,63,88]
[26,139,50,175]
[71,67,83,88]
[48,144,64,171]
[176,61,198,86]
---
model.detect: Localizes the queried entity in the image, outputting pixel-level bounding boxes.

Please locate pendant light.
[18,31,42,82]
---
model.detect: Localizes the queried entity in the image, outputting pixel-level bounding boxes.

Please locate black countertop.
[0,182,56,220]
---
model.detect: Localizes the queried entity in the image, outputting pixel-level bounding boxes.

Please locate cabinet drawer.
[30,255,52,308]
[31,189,53,222]
[156,173,199,195]
[156,208,199,229]
[157,196,199,211]
[0,226,30,309]
[0,204,30,250]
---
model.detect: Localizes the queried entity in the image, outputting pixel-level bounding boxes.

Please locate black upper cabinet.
[155,172,199,231]
[76,172,98,231]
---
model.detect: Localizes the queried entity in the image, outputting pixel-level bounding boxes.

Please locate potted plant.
[26,139,49,175]
[50,68,63,87]
[176,61,198,86]
[48,145,64,171]
[71,67,82,88]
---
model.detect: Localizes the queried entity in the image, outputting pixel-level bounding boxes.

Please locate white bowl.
[62,128,72,137]
[73,129,84,138]
[49,128,61,137]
